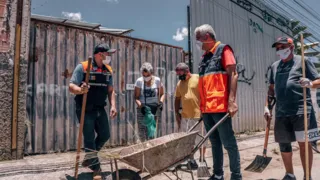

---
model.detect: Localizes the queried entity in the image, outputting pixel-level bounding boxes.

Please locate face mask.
[196,41,203,51]
[143,76,152,82]
[102,56,111,65]
[178,74,187,80]
[196,40,215,51]
[276,48,291,60]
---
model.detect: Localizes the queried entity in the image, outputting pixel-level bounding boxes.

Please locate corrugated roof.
[31,14,134,35]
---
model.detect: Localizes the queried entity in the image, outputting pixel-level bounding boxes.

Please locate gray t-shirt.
[135,76,162,105]
[269,55,320,117]
[70,64,113,86]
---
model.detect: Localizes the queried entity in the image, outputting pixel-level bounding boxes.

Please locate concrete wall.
[0,0,30,160]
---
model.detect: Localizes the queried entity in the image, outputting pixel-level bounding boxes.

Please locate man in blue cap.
[69,43,117,180]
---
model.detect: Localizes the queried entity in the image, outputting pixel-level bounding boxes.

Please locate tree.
[290,20,319,56]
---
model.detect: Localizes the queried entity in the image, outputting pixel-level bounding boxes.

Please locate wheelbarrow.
[105,113,230,180]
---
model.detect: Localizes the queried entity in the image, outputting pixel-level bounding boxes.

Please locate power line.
[279,0,320,33]
[263,0,320,52]
[293,0,320,22]
[277,0,320,52]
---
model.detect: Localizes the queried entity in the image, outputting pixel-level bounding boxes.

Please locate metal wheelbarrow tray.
[112,131,198,176]
[106,113,230,179]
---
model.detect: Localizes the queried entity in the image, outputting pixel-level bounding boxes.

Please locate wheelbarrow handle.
[192,113,230,154]
[187,117,203,133]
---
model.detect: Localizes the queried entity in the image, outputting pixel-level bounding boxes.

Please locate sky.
[30,0,320,51]
[31,0,190,50]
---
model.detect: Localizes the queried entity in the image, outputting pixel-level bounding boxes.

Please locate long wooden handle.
[301,34,309,180]
[74,57,93,179]
[263,117,271,156]
[11,0,23,156]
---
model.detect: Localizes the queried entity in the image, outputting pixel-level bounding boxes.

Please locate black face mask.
[178,74,187,80]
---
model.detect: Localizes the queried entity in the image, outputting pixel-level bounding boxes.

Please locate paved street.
[0,132,319,180]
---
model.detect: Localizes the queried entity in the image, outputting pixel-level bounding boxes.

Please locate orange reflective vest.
[75,60,113,109]
[198,42,233,113]
[81,60,113,74]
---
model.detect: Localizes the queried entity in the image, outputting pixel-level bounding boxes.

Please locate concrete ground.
[0,132,319,180]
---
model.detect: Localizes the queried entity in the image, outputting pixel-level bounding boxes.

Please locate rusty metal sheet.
[26,20,184,154]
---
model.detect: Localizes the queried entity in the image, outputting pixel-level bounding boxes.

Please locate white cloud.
[173,27,188,41]
[62,12,82,21]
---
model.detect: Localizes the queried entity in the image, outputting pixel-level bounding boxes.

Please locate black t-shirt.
[269,55,320,117]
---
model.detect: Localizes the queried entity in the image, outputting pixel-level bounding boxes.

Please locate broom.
[197,121,211,178]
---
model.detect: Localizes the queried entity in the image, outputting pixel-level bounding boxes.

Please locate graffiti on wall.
[231,0,252,11]
[236,57,255,85]
[265,65,272,84]
[249,18,263,33]
[26,83,69,97]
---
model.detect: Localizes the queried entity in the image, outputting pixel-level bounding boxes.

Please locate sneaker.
[187,159,199,170]
[311,141,320,153]
[93,169,102,180]
[208,174,224,180]
[282,174,296,180]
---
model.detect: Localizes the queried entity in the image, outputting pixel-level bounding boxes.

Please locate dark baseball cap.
[272,37,294,48]
[94,43,117,54]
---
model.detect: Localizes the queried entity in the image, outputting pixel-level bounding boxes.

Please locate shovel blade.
[244,155,272,173]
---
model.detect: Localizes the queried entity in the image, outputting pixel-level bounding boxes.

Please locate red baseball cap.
[272,37,294,48]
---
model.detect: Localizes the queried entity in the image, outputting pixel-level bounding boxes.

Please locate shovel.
[244,95,276,173]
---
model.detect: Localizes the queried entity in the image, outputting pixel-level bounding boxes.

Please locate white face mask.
[102,56,111,65]
[196,41,203,51]
[143,76,152,82]
[276,48,291,60]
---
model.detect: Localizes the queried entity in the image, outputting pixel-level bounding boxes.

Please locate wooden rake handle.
[300,34,310,180]
[74,57,93,179]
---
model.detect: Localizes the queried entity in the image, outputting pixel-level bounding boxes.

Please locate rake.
[244,96,276,173]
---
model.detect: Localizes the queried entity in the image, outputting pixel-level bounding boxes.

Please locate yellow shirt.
[175,74,201,119]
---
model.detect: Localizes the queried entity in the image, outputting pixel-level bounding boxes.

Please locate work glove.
[299,78,313,88]
[264,106,271,120]
[158,102,163,111]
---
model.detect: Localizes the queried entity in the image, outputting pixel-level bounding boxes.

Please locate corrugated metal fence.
[26,20,183,154]
[190,0,292,133]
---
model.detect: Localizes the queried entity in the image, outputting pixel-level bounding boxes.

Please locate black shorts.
[274,113,319,143]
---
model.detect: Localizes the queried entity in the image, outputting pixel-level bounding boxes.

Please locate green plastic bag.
[142,106,156,138]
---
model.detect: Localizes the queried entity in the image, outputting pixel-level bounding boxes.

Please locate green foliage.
[289,20,317,55]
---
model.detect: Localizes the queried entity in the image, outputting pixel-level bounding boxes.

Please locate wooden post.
[74,57,92,179]
[300,34,309,180]
[11,0,24,158]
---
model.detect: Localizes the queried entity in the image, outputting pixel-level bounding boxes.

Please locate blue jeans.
[76,107,110,171]
[203,113,242,180]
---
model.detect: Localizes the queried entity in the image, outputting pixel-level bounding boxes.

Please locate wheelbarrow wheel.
[106,169,141,180]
